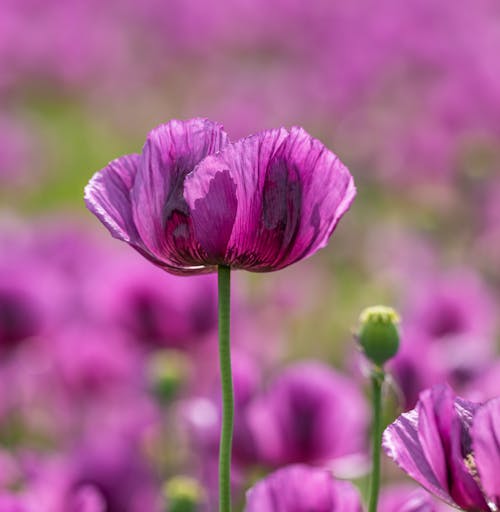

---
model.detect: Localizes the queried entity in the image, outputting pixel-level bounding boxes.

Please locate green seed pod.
[164,476,205,512]
[358,305,400,367]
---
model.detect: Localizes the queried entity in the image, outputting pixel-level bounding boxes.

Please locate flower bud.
[164,476,205,512]
[358,305,400,367]
[147,350,190,403]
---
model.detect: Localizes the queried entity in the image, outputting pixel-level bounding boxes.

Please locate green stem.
[368,367,384,512]
[217,265,233,512]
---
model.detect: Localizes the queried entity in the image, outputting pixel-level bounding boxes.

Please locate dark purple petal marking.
[85,153,201,275]
[186,126,355,271]
[448,398,488,512]
[188,170,238,263]
[186,128,288,270]
[268,127,356,269]
[131,118,229,270]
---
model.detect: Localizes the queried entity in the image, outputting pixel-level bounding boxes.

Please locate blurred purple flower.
[183,349,261,464]
[0,260,62,357]
[0,494,30,512]
[65,435,160,512]
[244,464,363,512]
[463,361,500,402]
[0,453,114,512]
[403,269,495,343]
[97,256,217,349]
[389,269,497,409]
[247,361,368,471]
[379,484,446,512]
[0,283,41,354]
[383,384,489,511]
[85,118,355,274]
[50,324,140,399]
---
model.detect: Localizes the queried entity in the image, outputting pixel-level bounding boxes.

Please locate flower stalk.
[217,265,233,512]
[368,366,384,512]
[357,305,401,512]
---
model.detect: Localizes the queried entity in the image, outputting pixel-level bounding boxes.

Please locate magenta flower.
[84,118,355,274]
[383,384,492,511]
[389,269,497,409]
[98,257,217,349]
[244,464,363,512]
[247,361,369,468]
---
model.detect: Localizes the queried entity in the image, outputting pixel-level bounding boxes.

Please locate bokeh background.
[1,0,500,510]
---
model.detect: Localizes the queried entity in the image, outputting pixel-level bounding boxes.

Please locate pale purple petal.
[472,398,500,508]
[84,154,140,244]
[84,153,201,275]
[383,406,452,505]
[383,384,486,509]
[416,386,452,494]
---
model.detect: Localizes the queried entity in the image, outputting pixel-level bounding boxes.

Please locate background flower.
[244,464,363,512]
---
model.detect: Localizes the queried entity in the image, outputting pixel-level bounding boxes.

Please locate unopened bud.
[164,476,205,512]
[358,305,400,367]
[148,350,190,403]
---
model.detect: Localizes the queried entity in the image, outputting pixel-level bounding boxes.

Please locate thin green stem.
[217,265,233,512]
[368,367,384,512]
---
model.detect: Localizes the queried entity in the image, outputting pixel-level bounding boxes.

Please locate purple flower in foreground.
[471,397,500,509]
[244,464,362,512]
[85,118,355,274]
[383,384,495,511]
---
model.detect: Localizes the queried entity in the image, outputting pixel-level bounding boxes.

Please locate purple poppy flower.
[244,464,362,512]
[383,384,489,511]
[50,323,140,399]
[96,255,217,349]
[0,453,110,512]
[85,118,355,274]
[247,361,369,470]
[0,493,31,512]
[65,435,160,512]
